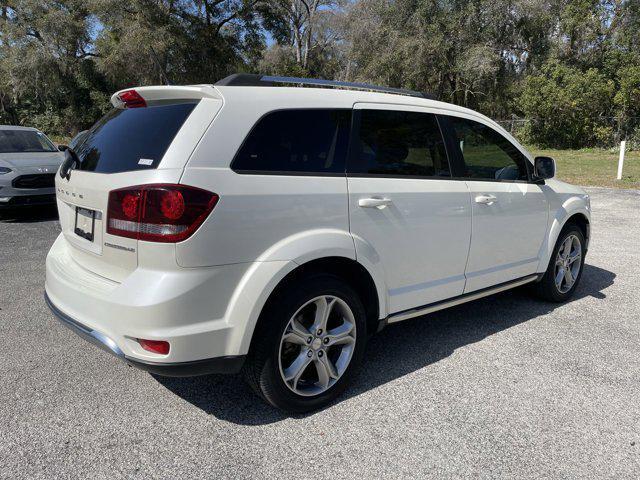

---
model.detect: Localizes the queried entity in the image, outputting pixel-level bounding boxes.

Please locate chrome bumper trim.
[45,292,125,358]
[44,292,246,376]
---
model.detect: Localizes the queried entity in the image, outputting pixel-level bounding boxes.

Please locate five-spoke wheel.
[278,296,356,396]
[535,224,585,302]
[243,274,366,413]
[554,234,582,294]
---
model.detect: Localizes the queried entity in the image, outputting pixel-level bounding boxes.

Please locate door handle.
[358,197,393,209]
[475,194,498,205]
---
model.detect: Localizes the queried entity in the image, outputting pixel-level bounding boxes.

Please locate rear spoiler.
[110,85,221,109]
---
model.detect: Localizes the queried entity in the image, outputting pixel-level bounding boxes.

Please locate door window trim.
[229,105,536,183]
[436,112,535,184]
[230,108,352,176]
[346,105,454,180]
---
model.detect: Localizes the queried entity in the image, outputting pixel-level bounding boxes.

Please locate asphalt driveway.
[1,188,638,479]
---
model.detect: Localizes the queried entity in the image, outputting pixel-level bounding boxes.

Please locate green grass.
[526,146,640,189]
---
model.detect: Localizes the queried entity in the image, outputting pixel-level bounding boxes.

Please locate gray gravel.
[1,188,639,479]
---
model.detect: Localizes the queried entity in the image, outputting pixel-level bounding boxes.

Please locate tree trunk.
[294,28,303,64]
[303,27,311,68]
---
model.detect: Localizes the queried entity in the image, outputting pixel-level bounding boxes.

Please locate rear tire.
[534,224,585,302]
[243,274,367,413]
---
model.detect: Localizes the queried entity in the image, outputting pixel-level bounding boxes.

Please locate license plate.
[74,207,95,241]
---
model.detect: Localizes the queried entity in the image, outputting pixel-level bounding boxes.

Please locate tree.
[0,0,265,135]
[0,0,639,148]
[259,0,342,72]
[93,0,264,86]
[0,0,108,134]
[519,61,615,148]
[340,0,527,116]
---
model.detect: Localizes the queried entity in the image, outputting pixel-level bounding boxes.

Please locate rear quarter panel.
[177,89,356,267]
[177,168,351,266]
[178,93,360,353]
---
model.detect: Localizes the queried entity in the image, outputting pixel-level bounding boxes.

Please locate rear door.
[347,103,472,314]
[55,90,221,281]
[439,115,548,292]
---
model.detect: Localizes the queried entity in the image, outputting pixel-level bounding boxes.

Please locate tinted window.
[448,117,528,181]
[233,110,351,174]
[350,110,450,177]
[76,102,198,174]
[0,130,56,153]
[69,130,88,149]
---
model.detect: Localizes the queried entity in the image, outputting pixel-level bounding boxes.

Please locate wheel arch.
[238,256,385,357]
[538,202,591,272]
[564,212,590,250]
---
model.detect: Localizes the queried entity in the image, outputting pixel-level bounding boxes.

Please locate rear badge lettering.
[104,242,135,253]
[57,188,83,199]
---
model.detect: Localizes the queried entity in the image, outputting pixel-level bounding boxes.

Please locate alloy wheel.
[278,295,357,397]
[554,234,582,294]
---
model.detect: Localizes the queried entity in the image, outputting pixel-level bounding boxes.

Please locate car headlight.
[0,167,12,175]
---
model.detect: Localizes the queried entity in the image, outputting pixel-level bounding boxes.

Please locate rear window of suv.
[75,101,198,174]
[232,109,352,174]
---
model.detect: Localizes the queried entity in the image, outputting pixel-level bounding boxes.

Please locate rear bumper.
[45,292,245,376]
[45,233,256,365]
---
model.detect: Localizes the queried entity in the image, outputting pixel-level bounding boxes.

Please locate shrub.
[518,61,615,149]
[627,128,640,151]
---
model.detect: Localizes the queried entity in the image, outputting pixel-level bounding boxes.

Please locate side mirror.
[58,144,69,152]
[534,156,555,181]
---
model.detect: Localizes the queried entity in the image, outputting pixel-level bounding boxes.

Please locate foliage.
[340,0,640,147]
[519,62,616,148]
[627,127,640,151]
[615,66,640,106]
[0,0,264,134]
[0,0,639,149]
[0,0,108,134]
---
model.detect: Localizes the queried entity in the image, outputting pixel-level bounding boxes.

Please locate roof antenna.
[149,46,171,86]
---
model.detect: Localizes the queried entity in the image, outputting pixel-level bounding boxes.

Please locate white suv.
[45,74,590,412]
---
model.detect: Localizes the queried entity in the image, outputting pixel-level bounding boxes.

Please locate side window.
[448,117,529,181]
[349,110,451,177]
[232,109,351,174]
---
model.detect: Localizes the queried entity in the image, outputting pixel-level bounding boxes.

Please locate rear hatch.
[55,86,222,282]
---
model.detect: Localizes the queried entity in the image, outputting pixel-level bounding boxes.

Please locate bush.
[518,61,615,149]
[627,128,640,151]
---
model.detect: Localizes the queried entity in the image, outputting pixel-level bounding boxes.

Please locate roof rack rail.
[215,73,436,100]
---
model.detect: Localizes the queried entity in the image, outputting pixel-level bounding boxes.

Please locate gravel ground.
[0,188,638,479]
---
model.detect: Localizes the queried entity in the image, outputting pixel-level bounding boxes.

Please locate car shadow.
[0,204,58,223]
[155,264,615,425]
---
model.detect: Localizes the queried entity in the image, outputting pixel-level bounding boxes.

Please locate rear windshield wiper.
[60,147,81,179]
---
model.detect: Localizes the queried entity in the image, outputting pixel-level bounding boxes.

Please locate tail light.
[107,184,218,243]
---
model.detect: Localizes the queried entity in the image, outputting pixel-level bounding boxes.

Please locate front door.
[347,104,472,314]
[441,115,549,292]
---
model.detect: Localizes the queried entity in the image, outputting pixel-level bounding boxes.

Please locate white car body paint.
[463,180,549,292]
[45,82,590,370]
